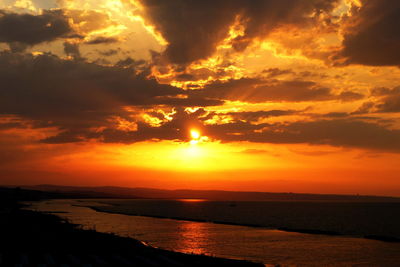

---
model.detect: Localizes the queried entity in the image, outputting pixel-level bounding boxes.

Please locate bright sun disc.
[190,130,200,140]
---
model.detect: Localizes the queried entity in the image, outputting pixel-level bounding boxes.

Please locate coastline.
[87,204,400,243]
[0,197,264,266]
[10,195,400,266]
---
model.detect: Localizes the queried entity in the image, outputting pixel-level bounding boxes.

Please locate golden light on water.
[177,199,207,202]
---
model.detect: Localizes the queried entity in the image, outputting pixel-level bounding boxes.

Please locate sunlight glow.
[190,129,203,145]
[190,129,200,141]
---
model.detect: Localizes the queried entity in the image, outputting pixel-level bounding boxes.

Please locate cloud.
[262,68,295,78]
[338,91,364,102]
[85,36,119,45]
[205,118,400,152]
[0,9,72,46]
[376,95,400,113]
[220,110,297,122]
[190,77,363,103]
[64,9,115,36]
[152,96,224,107]
[63,41,81,59]
[136,0,339,64]
[0,8,121,51]
[336,0,400,66]
[115,57,146,68]
[352,101,375,114]
[98,107,207,143]
[321,112,349,118]
[98,49,119,57]
[0,51,222,143]
[353,87,400,114]
[1,56,396,153]
[373,87,400,113]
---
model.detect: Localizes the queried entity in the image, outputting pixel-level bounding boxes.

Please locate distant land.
[7,184,400,202]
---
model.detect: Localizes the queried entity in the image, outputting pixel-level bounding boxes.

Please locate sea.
[26,199,400,266]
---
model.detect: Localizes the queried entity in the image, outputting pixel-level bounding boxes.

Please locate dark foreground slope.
[0,188,262,266]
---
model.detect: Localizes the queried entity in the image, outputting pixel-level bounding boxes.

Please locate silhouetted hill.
[16,185,400,202]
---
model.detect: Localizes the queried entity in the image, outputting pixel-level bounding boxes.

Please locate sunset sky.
[0,0,399,196]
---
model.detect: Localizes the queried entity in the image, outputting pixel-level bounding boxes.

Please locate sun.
[190,129,200,140]
[190,129,201,145]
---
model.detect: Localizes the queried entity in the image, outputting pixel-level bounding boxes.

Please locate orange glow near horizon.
[1,120,400,195]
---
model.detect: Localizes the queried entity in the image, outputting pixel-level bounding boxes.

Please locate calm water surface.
[27,199,400,267]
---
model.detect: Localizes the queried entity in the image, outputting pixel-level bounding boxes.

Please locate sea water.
[27,199,400,266]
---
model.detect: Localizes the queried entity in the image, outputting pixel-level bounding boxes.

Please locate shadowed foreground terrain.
[0,187,262,266]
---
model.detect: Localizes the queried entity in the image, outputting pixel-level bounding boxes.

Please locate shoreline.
[86,205,400,243]
[1,196,264,266]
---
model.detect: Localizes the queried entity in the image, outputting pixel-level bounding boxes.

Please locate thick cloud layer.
[136,0,339,64]
[206,119,400,152]
[338,0,400,66]
[0,52,220,143]
[190,78,363,103]
[97,107,400,152]
[0,1,398,155]
[0,9,72,46]
[372,87,400,112]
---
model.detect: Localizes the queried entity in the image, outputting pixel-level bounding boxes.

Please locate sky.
[0,0,399,196]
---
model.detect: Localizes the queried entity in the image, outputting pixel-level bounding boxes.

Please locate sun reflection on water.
[176,221,209,255]
[177,199,208,202]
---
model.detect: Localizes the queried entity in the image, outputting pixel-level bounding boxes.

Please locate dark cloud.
[173,67,231,83]
[262,68,295,78]
[338,91,364,102]
[352,101,375,114]
[85,36,119,45]
[41,130,85,144]
[299,71,329,79]
[103,107,398,152]
[222,110,297,122]
[190,78,362,103]
[353,87,400,114]
[152,97,224,107]
[0,9,72,46]
[337,0,400,66]
[205,118,400,152]
[0,8,120,50]
[2,62,393,153]
[136,0,339,64]
[371,86,400,97]
[63,41,81,59]
[98,49,119,57]
[321,112,349,118]
[8,41,29,52]
[374,87,400,113]
[376,96,400,113]
[115,57,146,68]
[98,107,206,143]
[0,51,222,143]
